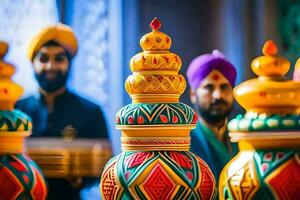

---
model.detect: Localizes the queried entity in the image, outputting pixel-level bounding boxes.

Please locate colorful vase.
[100,18,216,200]
[219,40,300,200]
[0,41,48,200]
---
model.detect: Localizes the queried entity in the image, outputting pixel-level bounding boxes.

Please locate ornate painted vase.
[100,18,216,200]
[0,41,48,200]
[219,40,300,200]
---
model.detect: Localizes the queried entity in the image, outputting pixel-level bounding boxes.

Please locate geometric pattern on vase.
[227,160,259,200]
[253,149,294,178]
[101,151,216,200]
[222,150,300,200]
[116,103,197,126]
[0,154,48,200]
[265,154,300,200]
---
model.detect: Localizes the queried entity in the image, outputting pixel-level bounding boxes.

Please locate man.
[187,50,238,182]
[16,24,108,199]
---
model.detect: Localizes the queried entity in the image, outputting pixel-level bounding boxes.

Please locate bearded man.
[16,24,108,200]
[187,50,238,181]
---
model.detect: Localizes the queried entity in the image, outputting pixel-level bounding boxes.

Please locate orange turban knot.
[27,24,78,61]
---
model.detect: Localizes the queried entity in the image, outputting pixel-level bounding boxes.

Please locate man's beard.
[197,99,233,123]
[35,71,68,93]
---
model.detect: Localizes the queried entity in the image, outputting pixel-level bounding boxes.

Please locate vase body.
[0,154,48,200]
[101,151,215,199]
[219,140,300,200]
[0,41,48,199]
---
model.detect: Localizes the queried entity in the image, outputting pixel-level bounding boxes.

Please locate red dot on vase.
[128,116,134,124]
[116,116,120,124]
[186,171,193,180]
[172,116,178,123]
[137,116,145,124]
[160,115,168,123]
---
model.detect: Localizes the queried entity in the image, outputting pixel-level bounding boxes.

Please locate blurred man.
[16,24,108,199]
[187,50,238,181]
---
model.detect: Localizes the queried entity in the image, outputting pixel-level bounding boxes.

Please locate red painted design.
[259,91,267,97]
[153,57,158,65]
[143,163,175,200]
[166,38,170,44]
[172,116,178,123]
[162,56,169,63]
[268,159,300,199]
[192,112,198,124]
[23,175,29,184]
[3,88,8,94]
[146,76,152,82]
[137,116,145,124]
[31,169,47,200]
[261,163,269,172]
[186,171,193,181]
[212,74,220,81]
[170,152,192,169]
[9,159,28,172]
[197,158,215,200]
[276,152,285,160]
[128,116,134,124]
[125,171,130,180]
[0,166,22,200]
[150,18,161,31]
[158,76,164,82]
[174,56,178,62]
[122,140,189,145]
[101,161,118,200]
[127,152,150,168]
[160,115,168,123]
[263,152,272,161]
[116,116,120,124]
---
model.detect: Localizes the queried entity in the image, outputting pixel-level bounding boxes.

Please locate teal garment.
[190,121,238,183]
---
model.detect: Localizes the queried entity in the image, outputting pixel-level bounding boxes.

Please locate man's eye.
[55,55,66,63]
[220,84,230,91]
[204,85,214,91]
[39,56,49,63]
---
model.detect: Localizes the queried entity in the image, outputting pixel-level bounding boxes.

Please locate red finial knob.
[262,40,278,56]
[0,41,9,59]
[150,17,161,31]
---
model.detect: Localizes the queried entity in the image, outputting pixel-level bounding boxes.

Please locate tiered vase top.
[0,41,32,154]
[116,18,197,151]
[228,40,300,145]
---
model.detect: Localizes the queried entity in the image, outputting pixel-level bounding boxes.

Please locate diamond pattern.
[143,163,175,200]
[0,166,22,199]
[267,158,300,199]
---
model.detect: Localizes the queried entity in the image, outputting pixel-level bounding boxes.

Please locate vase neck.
[121,136,190,151]
[0,132,29,154]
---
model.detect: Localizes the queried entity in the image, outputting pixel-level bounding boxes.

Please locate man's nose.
[45,59,56,70]
[212,88,222,99]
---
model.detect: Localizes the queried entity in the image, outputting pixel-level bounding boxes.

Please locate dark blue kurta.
[16,90,109,200]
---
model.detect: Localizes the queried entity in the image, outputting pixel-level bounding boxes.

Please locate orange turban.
[27,24,78,61]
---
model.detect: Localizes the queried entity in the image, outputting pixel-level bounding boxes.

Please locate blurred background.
[0,0,299,154]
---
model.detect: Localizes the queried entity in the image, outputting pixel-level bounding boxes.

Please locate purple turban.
[187,50,237,90]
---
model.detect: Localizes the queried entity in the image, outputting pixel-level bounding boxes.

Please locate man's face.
[33,45,70,92]
[191,70,234,123]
